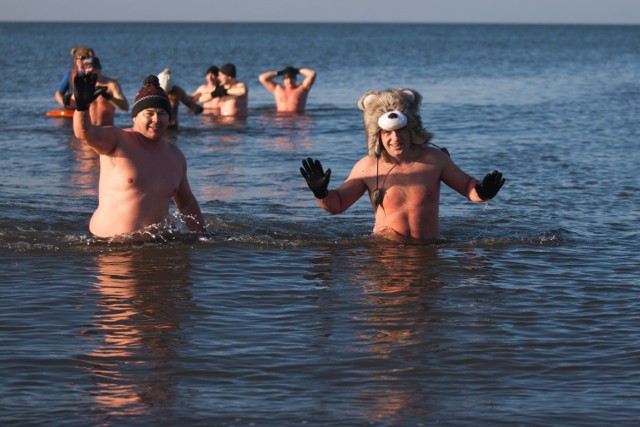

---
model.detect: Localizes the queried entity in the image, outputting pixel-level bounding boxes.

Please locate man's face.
[133,108,170,140]
[283,75,297,88]
[380,127,411,158]
[207,72,219,86]
[218,72,233,85]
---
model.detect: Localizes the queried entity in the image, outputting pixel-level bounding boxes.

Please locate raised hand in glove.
[475,170,505,201]
[73,73,103,111]
[300,157,331,199]
[97,86,112,100]
[210,85,227,98]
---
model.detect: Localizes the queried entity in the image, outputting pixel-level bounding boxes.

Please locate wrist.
[313,188,328,199]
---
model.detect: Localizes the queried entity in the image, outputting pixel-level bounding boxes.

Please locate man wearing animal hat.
[73,73,206,238]
[300,88,505,243]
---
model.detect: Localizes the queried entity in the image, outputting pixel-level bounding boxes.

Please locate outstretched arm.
[439,149,505,202]
[176,85,203,114]
[300,157,367,214]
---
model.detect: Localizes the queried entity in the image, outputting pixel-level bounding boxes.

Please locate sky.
[3,0,640,24]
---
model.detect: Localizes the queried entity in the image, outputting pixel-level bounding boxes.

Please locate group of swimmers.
[56,45,317,130]
[63,44,505,244]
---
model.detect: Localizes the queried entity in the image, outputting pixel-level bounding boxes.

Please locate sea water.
[0,23,639,425]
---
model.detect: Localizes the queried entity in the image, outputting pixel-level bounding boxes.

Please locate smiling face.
[218,72,232,86]
[132,108,170,140]
[380,126,411,160]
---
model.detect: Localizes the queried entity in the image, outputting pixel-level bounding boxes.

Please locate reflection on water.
[354,243,444,423]
[254,111,315,152]
[67,136,99,198]
[76,248,194,418]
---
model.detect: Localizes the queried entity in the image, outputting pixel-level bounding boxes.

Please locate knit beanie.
[157,68,174,92]
[131,75,172,120]
[220,63,236,78]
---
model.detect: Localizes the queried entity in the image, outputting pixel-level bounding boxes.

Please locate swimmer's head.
[206,65,219,76]
[358,88,432,158]
[131,75,172,120]
[70,46,94,65]
[281,66,298,79]
[220,63,236,78]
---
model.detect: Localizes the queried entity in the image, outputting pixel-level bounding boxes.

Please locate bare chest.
[374,162,441,206]
[102,143,183,197]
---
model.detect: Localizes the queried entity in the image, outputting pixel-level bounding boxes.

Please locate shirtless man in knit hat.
[82,57,129,126]
[300,88,505,244]
[198,63,248,117]
[73,73,206,238]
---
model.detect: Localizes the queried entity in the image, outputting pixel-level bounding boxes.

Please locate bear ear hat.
[357,91,380,111]
[402,88,423,107]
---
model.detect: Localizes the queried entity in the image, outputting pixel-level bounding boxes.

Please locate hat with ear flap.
[357,88,433,158]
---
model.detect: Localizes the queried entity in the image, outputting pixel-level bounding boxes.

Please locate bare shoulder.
[417,145,452,165]
[349,155,376,177]
[102,75,121,87]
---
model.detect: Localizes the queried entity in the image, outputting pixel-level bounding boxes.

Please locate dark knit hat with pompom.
[131,75,172,119]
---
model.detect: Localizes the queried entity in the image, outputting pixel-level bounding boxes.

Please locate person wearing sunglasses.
[55,45,95,110]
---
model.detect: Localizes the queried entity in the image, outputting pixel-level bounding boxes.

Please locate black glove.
[475,170,505,200]
[194,105,204,114]
[97,86,112,100]
[210,85,227,98]
[300,157,331,199]
[73,73,103,111]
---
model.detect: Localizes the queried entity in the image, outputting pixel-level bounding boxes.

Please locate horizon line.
[1,20,639,26]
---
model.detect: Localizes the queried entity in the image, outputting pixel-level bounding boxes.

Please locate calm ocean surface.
[1,22,639,425]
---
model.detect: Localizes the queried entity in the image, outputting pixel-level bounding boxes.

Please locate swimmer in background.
[258,66,317,113]
[157,68,203,130]
[73,73,206,238]
[191,65,223,114]
[55,45,94,110]
[300,88,505,244]
[82,57,129,126]
[198,63,248,118]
